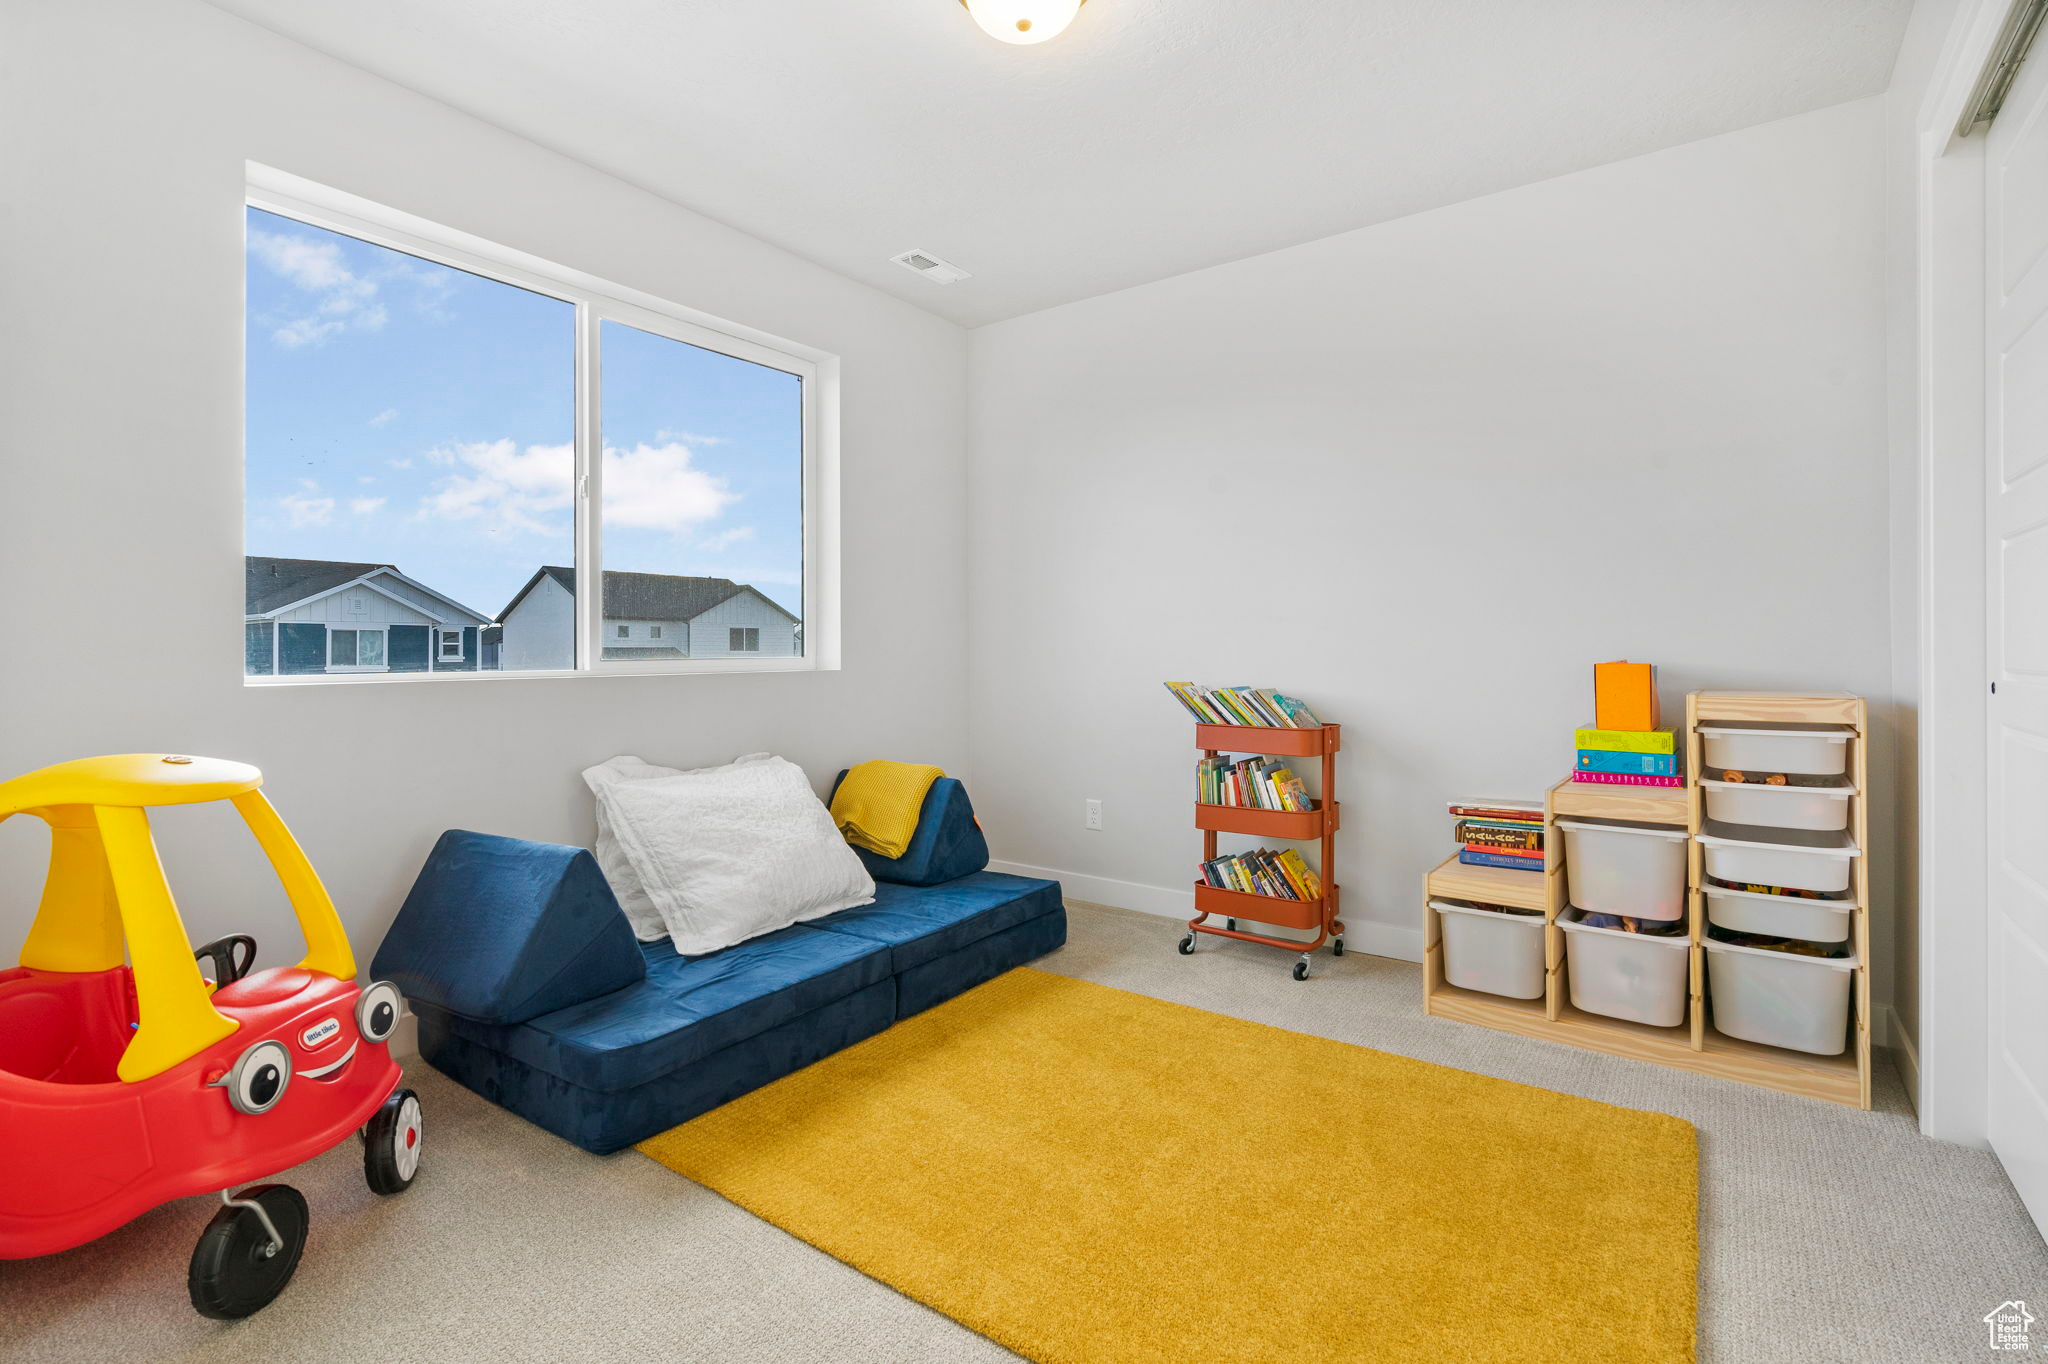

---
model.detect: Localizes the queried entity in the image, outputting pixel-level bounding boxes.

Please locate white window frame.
[436,628,466,662]
[243,165,840,687]
[326,625,391,674]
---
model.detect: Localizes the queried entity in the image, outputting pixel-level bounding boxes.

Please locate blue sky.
[244,207,804,622]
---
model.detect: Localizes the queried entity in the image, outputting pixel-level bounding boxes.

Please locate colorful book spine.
[1574,726,1676,755]
[1457,824,1543,851]
[1462,842,1541,862]
[1576,749,1680,776]
[1459,848,1546,871]
[1569,770,1684,788]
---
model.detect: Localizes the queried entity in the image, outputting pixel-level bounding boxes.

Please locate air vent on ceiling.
[891,249,971,285]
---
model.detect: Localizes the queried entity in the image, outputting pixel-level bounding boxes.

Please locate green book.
[1574,726,1677,755]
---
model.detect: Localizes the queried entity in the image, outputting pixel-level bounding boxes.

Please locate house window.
[244,175,827,684]
[329,628,387,670]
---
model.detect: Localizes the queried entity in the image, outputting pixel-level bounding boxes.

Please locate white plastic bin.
[1699,724,1852,777]
[1696,824,1860,894]
[1706,938,1857,1055]
[1430,899,1546,1000]
[1702,885,1852,943]
[1699,777,1854,832]
[1559,909,1691,1027]
[1555,818,1689,920]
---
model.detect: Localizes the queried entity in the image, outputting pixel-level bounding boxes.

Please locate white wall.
[0,0,969,961]
[967,101,1897,984]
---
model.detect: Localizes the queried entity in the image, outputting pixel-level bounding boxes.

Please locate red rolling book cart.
[1178,722,1342,980]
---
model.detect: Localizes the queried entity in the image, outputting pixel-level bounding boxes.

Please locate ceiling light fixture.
[960,0,1087,46]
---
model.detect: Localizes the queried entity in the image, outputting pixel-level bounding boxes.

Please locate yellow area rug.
[637,968,1697,1364]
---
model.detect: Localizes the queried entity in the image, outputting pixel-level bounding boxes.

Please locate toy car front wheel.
[364,1087,423,1195]
[188,1184,308,1320]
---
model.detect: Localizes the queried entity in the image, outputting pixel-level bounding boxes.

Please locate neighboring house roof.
[603,646,688,661]
[244,556,491,625]
[481,625,503,646]
[496,566,799,625]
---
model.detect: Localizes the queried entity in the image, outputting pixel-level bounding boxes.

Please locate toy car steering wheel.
[192,934,257,988]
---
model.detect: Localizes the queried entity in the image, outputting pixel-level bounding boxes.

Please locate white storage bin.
[1699,777,1855,832]
[1699,724,1852,777]
[1703,885,1852,943]
[1559,909,1691,1027]
[1696,824,1860,894]
[1430,899,1546,1000]
[1555,818,1689,921]
[1706,938,1857,1055]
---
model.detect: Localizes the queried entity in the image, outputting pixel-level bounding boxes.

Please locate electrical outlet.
[1085,799,1103,831]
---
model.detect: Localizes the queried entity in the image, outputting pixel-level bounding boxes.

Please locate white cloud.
[387,457,413,470]
[280,480,335,527]
[696,525,755,553]
[247,229,386,348]
[414,440,737,538]
[369,408,399,427]
[350,496,387,516]
[655,428,727,446]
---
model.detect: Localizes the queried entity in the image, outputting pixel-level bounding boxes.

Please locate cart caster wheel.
[364,1087,423,1195]
[1292,957,1311,981]
[1226,918,1237,932]
[1177,933,1196,955]
[1332,937,1345,957]
[188,1184,307,1320]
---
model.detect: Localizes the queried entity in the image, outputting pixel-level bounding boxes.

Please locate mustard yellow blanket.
[830,760,944,859]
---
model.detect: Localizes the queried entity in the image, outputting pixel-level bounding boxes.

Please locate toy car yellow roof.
[0,754,263,816]
[5,754,354,1081]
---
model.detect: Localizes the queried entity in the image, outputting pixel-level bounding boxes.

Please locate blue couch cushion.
[806,871,1062,973]
[441,923,892,1093]
[372,830,645,1026]
[828,772,991,886]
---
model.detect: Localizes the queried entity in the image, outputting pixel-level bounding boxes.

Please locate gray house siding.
[245,622,274,675]
[389,623,431,673]
[279,622,327,675]
[690,590,799,657]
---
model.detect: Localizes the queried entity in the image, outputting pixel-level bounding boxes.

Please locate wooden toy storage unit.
[1178,723,1342,980]
[1422,692,1873,1109]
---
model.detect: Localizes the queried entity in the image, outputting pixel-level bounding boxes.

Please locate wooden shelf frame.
[1423,691,1873,1109]
[1186,724,1343,971]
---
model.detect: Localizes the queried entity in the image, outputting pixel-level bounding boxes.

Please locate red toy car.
[0,754,421,1317]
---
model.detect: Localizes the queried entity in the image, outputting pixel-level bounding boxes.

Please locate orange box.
[1594,661,1659,731]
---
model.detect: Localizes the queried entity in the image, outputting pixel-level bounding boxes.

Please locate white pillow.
[595,755,875,956]
[581,753,773,941]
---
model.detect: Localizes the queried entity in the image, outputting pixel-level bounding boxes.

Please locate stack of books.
[1449,799,1544,870]
[1200,847,1323,901]
[1573,660,1680,787]
[1197,755,1314,811]
[1164,682,1324,728]
[1573,727,1681,788]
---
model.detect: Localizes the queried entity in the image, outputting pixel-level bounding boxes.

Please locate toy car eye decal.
[356,981,402,1044]
[221,1040,292,1115]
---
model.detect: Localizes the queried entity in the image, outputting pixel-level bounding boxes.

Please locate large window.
[244,180,823,683]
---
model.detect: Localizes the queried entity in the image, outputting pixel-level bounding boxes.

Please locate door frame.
[1911,0,2031,1148]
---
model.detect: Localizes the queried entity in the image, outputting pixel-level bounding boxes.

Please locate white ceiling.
[204,0,1912,328]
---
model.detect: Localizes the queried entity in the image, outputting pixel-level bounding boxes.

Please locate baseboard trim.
[988,858,1424,963]
[1886,1005,1920,1116]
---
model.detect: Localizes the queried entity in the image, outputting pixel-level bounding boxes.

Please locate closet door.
[1985,25,2048,1239]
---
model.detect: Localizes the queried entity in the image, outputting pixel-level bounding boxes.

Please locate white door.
[1986,30,2048,1237]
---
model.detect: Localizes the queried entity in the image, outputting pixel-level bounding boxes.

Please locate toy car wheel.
[187,1184,308,1320]
[364,1088,423,1195]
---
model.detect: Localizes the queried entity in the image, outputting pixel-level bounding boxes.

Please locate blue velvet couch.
[371,777,1064,1154]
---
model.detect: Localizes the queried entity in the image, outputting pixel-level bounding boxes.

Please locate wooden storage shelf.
[1194,723,1338,757]
[1423,691,1873,1110]
[1192,881,1323,931]
[1194,802,1333,840]
[1183,723,1343,978]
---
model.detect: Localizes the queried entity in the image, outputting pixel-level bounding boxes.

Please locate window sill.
[244,657,828,687]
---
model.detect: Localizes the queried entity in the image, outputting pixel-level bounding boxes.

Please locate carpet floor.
[0,901,2042,1363]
